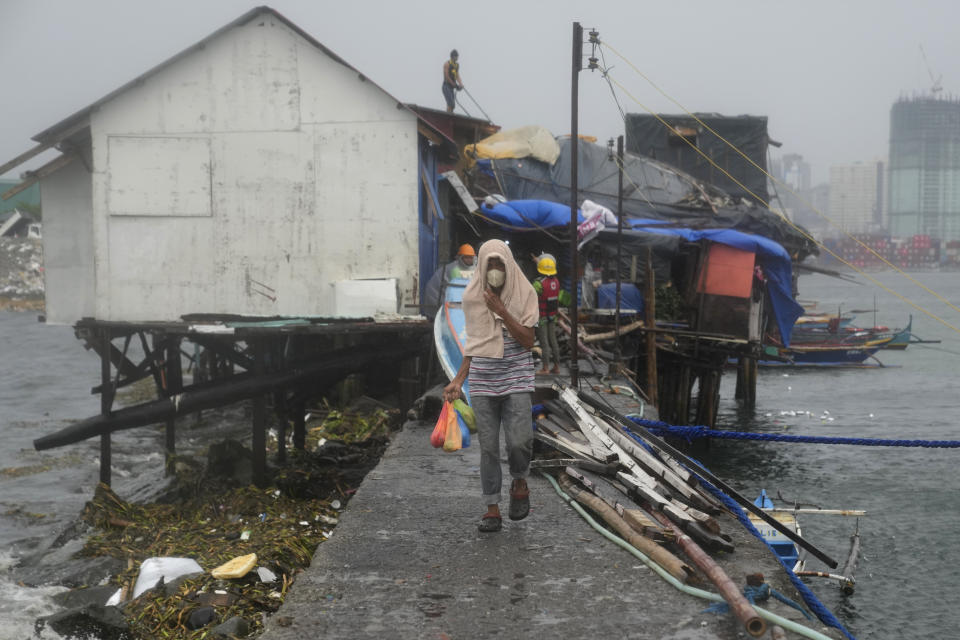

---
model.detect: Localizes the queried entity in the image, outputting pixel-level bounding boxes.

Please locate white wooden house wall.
[42,11,419,324]
[41,159,95,322]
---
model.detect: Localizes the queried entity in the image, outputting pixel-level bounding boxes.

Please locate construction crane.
[919,44,943,95]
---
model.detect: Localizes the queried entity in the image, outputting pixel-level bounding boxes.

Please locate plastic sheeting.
[465,125,561,165]
[485,136,817,260]
[477,199,582,230]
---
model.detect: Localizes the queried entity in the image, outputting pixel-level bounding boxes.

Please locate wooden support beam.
[99,328,113,486]
[644,249,658,408]
[251,339,267,488]
[275,391,287,464]
[164,336,182,475]
[0,120,88,178]
[293,399,306,451]
[2,154,77,200]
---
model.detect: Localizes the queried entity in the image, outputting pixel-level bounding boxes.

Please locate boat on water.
[750,490,863,595]
[434,277,471,401]
[790,316,912,350]
[758,339,889,367]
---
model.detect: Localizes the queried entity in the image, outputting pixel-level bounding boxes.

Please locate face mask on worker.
[486,268,506,288]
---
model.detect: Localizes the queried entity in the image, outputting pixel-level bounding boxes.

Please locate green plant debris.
[77,410,394,639]
[82,483,333,638]
[304,405,397,447]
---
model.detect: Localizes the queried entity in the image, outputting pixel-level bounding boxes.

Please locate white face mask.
[486,268,506,288]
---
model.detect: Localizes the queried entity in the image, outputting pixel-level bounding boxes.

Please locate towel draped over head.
[462,239,539,358]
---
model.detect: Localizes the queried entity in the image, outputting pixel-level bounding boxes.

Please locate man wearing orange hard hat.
[423,243,477,319]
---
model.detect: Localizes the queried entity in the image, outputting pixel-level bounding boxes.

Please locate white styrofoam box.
[333,279,397,317]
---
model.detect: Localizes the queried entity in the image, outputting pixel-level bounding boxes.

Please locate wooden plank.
[441,170,478,212]
[0,120,87,176]
[2,154,77,200]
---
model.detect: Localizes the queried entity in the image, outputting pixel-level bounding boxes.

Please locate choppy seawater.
[1,271,959,638]
[707,271,960,639]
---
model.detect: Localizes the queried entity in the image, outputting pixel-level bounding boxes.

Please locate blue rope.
[628,417,960,448]
[618,426,858,640]
[697,476,858,640]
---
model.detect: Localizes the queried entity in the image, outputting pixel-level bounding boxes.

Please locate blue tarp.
[597,283,644,315]
[626,219,803,346]
[478,199,583,230]
[468,197,802,345]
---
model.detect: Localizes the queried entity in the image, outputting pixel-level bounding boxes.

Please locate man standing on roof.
[532,253,568,375]
[444,239,539,533]
[442,49,464,113]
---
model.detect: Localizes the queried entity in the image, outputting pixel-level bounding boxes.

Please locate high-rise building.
[781,153,811,192]
[829,161,884,234]
[887,96,960,241]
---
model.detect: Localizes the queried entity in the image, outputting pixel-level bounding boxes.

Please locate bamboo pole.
[558,474,694,584]
[644,248,658,407]
[582,319,646,343]
[647,508,766,637]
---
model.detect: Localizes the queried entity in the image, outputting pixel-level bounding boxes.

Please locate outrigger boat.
[790,316,913,350]
[433,277,471,401]
[750,490,864,595]
[758,342,888,367]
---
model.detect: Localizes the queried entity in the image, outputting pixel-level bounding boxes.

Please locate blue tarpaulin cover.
[627,218,803,346]
[597,283,644,315]
[478,199,583,230]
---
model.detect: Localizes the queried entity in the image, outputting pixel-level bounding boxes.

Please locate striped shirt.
[469,328,535,397]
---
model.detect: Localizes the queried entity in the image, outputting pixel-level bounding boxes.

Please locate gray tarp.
[485,137,817,261]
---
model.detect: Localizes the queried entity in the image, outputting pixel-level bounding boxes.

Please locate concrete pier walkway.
[260,418,840,640]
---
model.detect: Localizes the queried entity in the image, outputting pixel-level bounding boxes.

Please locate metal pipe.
[569,21,582,388]
[615,135,624,363]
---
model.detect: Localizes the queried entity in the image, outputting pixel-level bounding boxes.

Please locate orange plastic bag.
[430,401,450,448]
[442,402,462,452]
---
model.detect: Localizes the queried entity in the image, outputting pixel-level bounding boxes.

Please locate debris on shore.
[0,236,44,310]
[36,405,396,639]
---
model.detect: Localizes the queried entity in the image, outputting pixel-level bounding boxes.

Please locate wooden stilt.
[644,248,658,408]
[293,398,306,451]
[164,336,182,475]
[399,356,419,416]
[99,328,112,486]
[677,365,691,426]
[735,356,745,400]
[275,391,287,464]
[252,339,267,488]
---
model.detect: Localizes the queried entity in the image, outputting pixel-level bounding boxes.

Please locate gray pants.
[471,393,533,507]
[536,317,561,370]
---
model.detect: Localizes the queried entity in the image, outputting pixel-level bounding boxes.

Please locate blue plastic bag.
[456,410,471,448]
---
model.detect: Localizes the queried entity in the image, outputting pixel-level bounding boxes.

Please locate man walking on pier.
[444,239,539,532]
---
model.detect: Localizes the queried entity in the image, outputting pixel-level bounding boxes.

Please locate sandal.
[508,479,530,521]
[478,514,502,532]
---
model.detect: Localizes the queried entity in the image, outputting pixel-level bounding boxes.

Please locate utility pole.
[569,21,582,387]
[615,135,624,366]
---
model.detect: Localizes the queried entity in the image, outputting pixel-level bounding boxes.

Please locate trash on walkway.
[210,553,257,579]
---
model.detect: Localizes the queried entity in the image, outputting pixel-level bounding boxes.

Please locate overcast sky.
[2,0,956,184]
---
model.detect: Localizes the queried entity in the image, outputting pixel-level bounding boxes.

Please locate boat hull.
[433,277,471,402]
